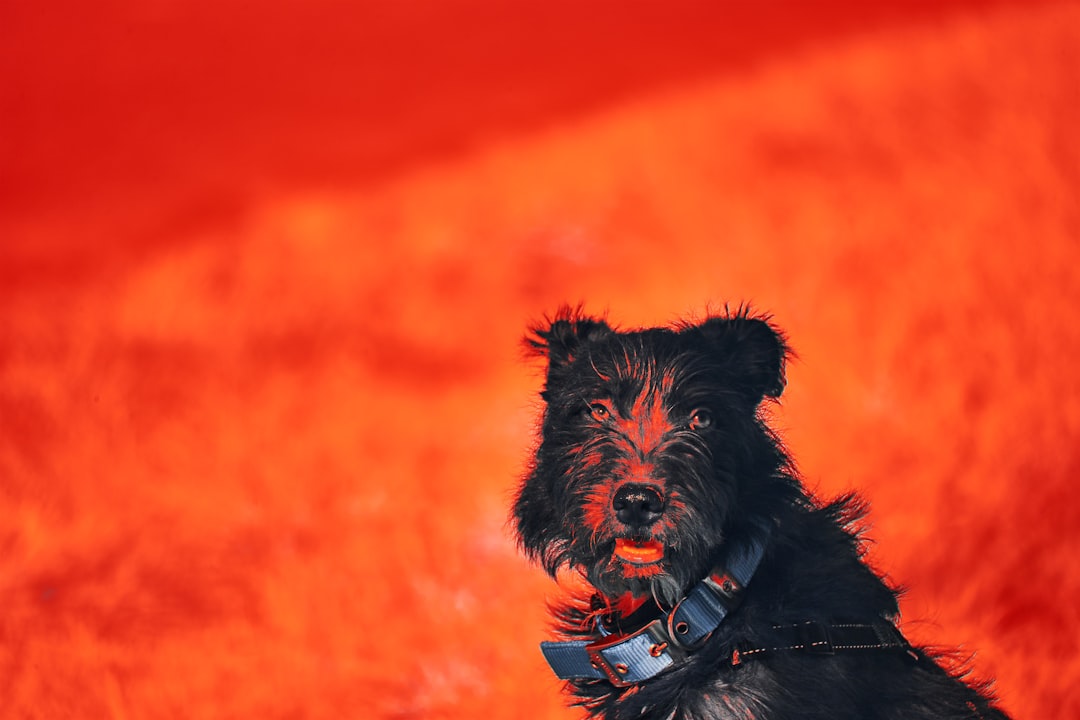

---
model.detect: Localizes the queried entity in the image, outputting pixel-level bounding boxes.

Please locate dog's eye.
[587,402,611,422]
[689,409,713,431]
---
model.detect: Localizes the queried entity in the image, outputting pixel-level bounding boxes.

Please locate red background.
[2,1,1078,717]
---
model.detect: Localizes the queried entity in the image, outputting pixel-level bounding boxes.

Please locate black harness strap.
[730,620,918,666]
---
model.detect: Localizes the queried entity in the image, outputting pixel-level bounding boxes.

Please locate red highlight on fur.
[620,389,675,454]
[583,488,613,537]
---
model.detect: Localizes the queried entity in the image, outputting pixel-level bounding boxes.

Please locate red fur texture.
[2,1,1077,717]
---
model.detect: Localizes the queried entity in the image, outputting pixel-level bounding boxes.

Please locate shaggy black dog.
[513,307,1010,720]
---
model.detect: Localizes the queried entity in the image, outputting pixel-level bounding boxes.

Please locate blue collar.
[540,530,770,687]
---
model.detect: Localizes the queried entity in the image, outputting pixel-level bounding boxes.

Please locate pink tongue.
[614,539,664,564]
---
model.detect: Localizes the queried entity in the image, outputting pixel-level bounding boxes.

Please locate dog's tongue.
[614,538,664,565]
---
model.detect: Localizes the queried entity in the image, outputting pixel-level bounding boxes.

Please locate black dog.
[513,308,1010,720]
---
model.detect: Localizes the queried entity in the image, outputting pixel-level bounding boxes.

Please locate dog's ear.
[526,307,613,369]
[693,313,789,402]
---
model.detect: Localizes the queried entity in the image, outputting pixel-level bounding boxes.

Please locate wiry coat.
[513,308,1010,720]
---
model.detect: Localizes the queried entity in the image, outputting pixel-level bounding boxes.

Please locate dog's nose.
[612,484,665,527]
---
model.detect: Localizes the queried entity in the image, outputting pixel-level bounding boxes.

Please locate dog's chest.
[619,673,771,720]
[675,682,768,720]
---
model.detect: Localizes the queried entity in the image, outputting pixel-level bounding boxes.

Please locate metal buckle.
[584,647,626,686]
[585,619,680,687]
[798,621,834,655]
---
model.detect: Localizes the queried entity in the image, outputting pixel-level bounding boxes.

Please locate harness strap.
[730,620,917,666]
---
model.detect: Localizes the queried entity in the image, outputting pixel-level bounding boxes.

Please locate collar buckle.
[585,619,683,688]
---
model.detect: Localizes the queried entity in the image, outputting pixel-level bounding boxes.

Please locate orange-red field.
[2,1,1078,718]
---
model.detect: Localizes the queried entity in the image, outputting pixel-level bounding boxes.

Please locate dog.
[512,307,1011,720]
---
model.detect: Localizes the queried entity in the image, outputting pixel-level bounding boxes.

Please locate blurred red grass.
[2,1,1078,718]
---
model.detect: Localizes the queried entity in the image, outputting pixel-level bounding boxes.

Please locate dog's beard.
[587,560,660,599]
[583,546,697,606]
[647,573,683,609]
[585,562,693,609]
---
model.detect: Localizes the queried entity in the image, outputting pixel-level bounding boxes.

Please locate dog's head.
[513,307,791,602]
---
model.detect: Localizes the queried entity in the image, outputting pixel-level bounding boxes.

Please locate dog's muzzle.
[612,484,665,527]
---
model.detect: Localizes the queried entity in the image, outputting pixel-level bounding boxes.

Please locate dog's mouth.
[613,538,665,565]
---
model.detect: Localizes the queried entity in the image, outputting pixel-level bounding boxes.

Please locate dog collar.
[540,530,769,687]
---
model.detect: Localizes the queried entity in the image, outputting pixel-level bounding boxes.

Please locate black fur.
[513,307,1010,720]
